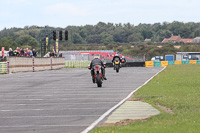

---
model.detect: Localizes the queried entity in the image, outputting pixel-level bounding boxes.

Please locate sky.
[0,0,200,30]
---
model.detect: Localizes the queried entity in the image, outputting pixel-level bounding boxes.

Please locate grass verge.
[90,65,200,133]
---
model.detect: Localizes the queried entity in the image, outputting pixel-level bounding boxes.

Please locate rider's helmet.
[94,56,99,59]
[122,56,124,58]
[115,54,119,57]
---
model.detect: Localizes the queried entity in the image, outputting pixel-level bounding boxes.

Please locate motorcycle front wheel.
[116,65,119,73]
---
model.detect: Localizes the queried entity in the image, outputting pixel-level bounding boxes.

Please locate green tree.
[101,33,114,45]
[127,33,144,43]
[72,33,85,44]
[0,37,17,50]
[16,35,39,49]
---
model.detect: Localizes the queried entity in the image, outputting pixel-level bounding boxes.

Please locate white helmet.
[94,56,99,59]
[122,56,124,58]
[115,54,118,56]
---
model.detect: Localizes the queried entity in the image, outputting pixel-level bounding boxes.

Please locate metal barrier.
[0,62,7,74]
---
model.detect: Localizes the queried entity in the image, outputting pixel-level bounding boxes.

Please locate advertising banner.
[145,61,154,67]
[161,61,168,67]
[189,60,197,64]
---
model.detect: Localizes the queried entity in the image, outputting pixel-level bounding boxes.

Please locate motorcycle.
[88,64,105,87]
[114,60,120,73]
[121,59,126,67]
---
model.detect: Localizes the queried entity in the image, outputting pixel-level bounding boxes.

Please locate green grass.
[90,65,200,133]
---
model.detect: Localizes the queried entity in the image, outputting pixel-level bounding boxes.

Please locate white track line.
[81,67,166,133]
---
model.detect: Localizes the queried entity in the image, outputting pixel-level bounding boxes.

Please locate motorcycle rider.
[120,56,126,67]
[121,56,126,63]
[112,54,122,69]
[89,56,107,83]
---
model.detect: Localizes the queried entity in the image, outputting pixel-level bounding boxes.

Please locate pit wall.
[7,57,65,73]
[145,60,200,67]
[65,61,91,68]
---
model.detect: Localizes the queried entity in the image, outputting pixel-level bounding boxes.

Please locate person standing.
[9,48,14,56]
[20,48,24,57]
[32,49,37,57]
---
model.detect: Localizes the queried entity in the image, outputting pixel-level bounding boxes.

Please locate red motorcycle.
[88,64,105,87]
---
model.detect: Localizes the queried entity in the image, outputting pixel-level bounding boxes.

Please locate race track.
[0,67,163,133]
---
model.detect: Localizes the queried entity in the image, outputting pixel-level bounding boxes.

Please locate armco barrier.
[106,62,145,67]
[145,60,200,67]
[0,62,7,74]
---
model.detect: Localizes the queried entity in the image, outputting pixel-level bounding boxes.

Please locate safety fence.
[0,62,8,74]
[66,61,91,68]
[145,60,200,67]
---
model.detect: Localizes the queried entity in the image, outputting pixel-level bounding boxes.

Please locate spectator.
[55,52,58,57]
[29,50,33,57]
[59,53,62,57]
[16,47,20,56]
[32,49,37,57]
[13,50,18,56]
[50,50,55,57]
[24,49,29,57]
[53,49,56,57]
[9,48,14,56]
[44,52,50,57]
[20,48,24,56]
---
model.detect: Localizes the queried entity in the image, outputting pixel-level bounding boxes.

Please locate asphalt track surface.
[0,67,163,133]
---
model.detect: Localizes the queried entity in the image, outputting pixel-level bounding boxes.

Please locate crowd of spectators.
[44,49,61,57]
[9,47,37,57]
[7,47,62,58]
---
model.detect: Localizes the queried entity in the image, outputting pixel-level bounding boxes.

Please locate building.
[162,34,193,44]
[144,38,151,42]
[180,39,193,43]
[193,37,200,43]
[162,34,182,43]
[176,52,200,61]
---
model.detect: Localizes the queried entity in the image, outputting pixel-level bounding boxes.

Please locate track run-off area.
[0,67,163,133]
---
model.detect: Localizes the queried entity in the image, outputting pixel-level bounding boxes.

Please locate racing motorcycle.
[88,64,105,87]
[114,60,120,73]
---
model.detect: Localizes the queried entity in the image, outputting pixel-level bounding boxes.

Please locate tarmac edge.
[81,67,166,133]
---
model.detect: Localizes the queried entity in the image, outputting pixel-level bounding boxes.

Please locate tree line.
[1,21,200,58]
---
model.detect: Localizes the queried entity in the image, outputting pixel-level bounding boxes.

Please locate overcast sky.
[0,0,199,30]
